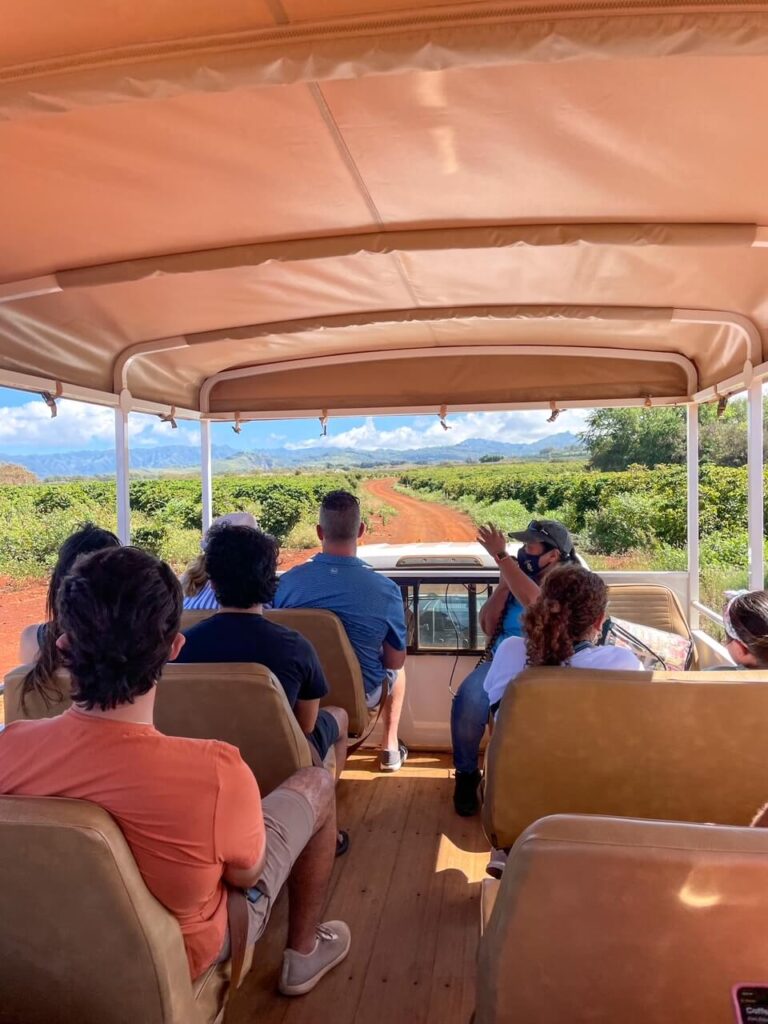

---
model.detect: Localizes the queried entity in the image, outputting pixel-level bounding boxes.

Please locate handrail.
[691,601,725,627]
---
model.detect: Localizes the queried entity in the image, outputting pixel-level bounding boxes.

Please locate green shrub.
[583,492,661,554]
[131,523,168,557]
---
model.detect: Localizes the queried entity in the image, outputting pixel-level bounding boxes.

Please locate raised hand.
[477,523,507,559]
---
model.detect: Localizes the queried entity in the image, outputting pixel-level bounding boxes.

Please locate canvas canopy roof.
[3,1,768,421]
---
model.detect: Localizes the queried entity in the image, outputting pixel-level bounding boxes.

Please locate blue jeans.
[451,661,492,774]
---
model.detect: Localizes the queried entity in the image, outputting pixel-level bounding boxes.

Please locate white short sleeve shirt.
[483,637,643,710]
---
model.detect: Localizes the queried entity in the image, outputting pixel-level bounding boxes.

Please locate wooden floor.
[227,752,490,1024]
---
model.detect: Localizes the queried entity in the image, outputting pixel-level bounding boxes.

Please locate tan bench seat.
[606,582,697,666]
[483,666,768,849]
[0,794,238,1023]
[476,814,768,1024]
[180,608,369,735]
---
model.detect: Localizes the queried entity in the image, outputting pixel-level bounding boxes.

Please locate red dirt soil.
[0,480,475,680]
[362,477,476,544]
[0,577,47,680]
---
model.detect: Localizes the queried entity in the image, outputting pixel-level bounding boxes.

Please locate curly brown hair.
[523,565,608,666]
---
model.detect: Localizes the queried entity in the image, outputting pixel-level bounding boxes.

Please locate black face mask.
[518,551,546,577]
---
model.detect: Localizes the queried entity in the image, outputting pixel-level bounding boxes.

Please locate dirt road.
[363,478,476,544]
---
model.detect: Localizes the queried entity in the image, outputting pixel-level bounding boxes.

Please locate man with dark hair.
[275,490,408,772]
[177,525,348,771]
[0,547,350,995]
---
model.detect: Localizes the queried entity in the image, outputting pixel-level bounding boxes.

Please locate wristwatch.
[496,550,509,561]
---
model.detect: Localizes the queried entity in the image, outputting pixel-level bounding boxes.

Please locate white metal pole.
[748,379,765,591]
[686,404,700,629]
[115,395,131,543]
[201,419,213,532]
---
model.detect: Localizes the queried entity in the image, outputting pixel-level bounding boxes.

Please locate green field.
[398,462,767,623]
[0,472,362,578]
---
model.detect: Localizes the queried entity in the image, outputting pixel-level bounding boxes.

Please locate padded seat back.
[0,794,228,1024]
[178,608,368,734]
[265,609,368,734]
[3,664,71,724]
[180,609,215,632]
[156,663,313,796]
[3,663,312,797]
[483,667,768,848]
[476,814,768,1024]
[606,582,697,664]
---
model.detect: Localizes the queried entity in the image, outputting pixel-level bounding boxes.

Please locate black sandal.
[335,830,350,857]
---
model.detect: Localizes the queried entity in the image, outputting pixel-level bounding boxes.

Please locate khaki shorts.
[365,668,400,710]
[218,786,317,959]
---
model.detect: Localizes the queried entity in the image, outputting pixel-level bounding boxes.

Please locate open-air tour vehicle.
[2,2,768,1022]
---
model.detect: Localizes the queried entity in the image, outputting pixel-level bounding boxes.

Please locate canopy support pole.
[686,404,700,629]
[115,394,131,543]
[748,379,764,591]
[201,419,213,532]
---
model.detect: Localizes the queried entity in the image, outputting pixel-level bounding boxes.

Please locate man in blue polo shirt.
[275,490,408,773]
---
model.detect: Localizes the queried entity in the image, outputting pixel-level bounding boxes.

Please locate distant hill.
[0,433,583,480]
[0,462,38,485]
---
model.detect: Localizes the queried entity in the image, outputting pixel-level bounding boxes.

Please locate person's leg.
[379,669,407,771]
[323,706,348,781]
[451,662,492,775]
[451,662,491,816]
[272,768,338,954]
[223,767,349,994]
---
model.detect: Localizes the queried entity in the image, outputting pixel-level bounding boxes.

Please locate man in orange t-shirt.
[0,546,350,996]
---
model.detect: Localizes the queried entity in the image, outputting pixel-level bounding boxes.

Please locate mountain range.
[1,433,582,480]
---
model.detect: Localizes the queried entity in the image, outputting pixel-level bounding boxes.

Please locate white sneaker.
[279,921,351,996]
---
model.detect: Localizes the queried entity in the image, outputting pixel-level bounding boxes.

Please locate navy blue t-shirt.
[176,612,328,709]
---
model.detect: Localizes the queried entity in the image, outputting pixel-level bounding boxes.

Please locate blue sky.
[0,386,590,455]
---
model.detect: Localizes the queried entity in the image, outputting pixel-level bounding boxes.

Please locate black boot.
[453,769,482,816]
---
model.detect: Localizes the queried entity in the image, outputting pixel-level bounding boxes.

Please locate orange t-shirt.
[0,708,265,978]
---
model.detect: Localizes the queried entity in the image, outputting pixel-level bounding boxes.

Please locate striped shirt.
[274,553,407,697]
[182,581,219,612]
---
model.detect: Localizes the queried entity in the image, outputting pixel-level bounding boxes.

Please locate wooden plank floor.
[227,752,490,1024]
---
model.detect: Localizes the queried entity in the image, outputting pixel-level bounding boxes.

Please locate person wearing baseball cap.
[451,517,579,819]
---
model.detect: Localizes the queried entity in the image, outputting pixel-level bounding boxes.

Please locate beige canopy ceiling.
[3,1,768,419]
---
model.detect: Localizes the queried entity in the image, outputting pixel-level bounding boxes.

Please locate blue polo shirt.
[274,554,407,697]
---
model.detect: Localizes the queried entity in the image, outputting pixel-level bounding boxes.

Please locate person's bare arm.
[295,698,320,735]
[479,580,510,637]
[18,623,41,665]
[477,524,542,607]
[382,641,406,671]
[223,850,267,890]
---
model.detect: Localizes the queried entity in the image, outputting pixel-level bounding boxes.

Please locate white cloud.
[287,410,590,452]
[0,398,199,451]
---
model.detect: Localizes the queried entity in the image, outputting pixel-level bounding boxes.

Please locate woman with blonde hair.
[182,511,258,610]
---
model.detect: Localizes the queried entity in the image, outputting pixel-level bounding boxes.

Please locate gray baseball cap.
[509,519,574,555]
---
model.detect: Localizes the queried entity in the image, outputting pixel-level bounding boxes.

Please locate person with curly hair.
[0,546,351,995]
[18,523,121,712]
[451,518,580,817]
[484,564,643,715]
[480,564,642,880]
